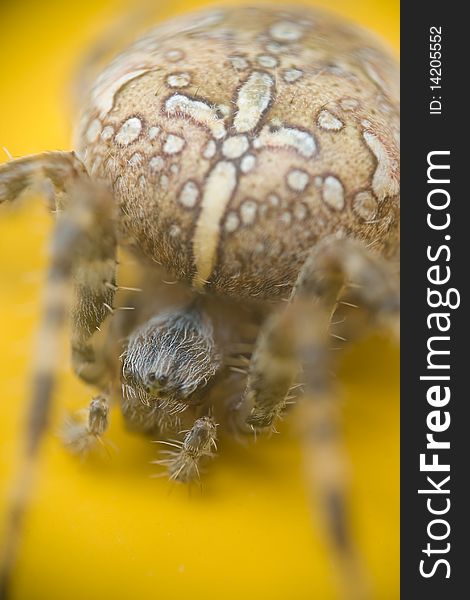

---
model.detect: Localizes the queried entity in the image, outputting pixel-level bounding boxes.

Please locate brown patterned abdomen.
[75,5,399,300]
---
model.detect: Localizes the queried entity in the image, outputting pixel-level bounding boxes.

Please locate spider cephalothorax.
[0,5,399,599]
[121,305,221,415]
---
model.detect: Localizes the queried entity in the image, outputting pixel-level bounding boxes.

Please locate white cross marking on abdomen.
[163,70,317,289]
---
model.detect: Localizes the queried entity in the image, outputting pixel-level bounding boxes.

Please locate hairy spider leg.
[0,154,117,598]
[243,237,399,600]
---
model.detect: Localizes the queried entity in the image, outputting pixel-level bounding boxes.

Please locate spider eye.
[145,372,168,390]
[157,374,168,386]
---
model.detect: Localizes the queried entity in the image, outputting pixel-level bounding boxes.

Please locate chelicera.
[0,5,399,598]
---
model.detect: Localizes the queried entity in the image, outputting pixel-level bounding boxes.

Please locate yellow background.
[0,1,399,599]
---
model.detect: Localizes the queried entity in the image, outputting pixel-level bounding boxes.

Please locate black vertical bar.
[401,1,467,597]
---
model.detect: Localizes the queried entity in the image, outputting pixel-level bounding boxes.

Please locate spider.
[0,4,399,599]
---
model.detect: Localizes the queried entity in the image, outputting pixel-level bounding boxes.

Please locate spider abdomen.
[75,5,399,300]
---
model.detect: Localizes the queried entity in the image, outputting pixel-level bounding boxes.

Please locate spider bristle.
[330,333,347,341]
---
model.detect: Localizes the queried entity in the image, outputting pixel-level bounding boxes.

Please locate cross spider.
[0,4,399,599]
